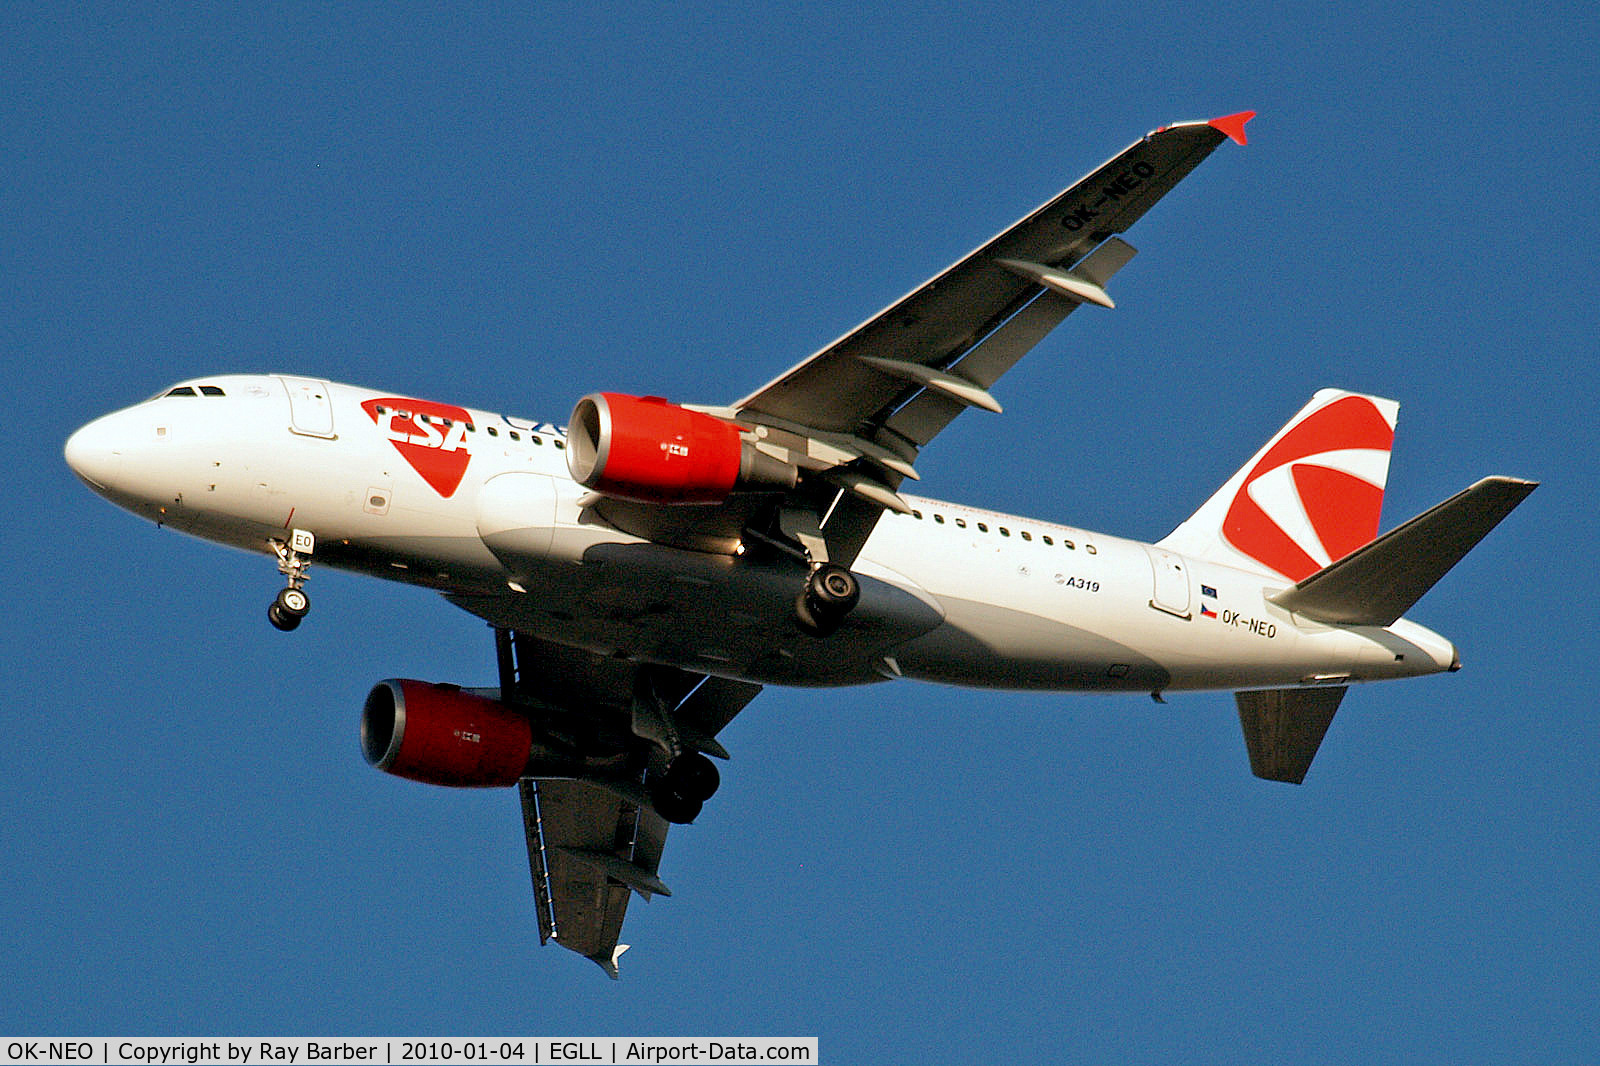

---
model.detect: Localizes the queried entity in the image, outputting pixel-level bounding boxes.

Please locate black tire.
[666,752,721,803]
[651,784,702,825]
[807,564,860,613]
[268,602,301,632]
[275,586,310,617]
[796,563,858,636]
[793,587,837,637]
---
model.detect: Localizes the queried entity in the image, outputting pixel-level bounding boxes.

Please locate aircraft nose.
[64,414,125,492]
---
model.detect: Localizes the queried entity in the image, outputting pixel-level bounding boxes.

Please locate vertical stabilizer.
[1158,390,1399,581]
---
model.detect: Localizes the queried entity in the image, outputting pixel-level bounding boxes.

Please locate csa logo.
[362,397,475,498]
[1222,395,1395,581]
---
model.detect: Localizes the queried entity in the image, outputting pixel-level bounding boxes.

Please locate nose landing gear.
[267,530,315,632]
[268,586,309,631]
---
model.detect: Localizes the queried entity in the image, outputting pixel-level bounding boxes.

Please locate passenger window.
[554,439,565,450]
[1020,531,1031,541]
[509,431,521,441]
[1063,540,1076,550]
[934,514,945,524]
[533,436,543,445]
[955,518,967,529]
[1086,544,1098,554]
[977,523,988,533]
[1042,535,1053,545]
[488,426,498,437]
[912,510,923,520]
[999,527,1010,537]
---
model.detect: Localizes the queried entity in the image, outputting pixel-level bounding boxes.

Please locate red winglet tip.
[1209,110,1256,146]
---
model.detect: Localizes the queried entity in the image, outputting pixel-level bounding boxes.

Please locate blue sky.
[5,3,1597,1061]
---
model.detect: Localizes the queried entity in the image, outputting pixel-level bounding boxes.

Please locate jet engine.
[361,679,534,788]
[567,392,795,504]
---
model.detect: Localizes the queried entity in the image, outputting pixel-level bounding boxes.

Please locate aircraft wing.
[484,628,763,977]
[518,778,670,979]
[582,116,1252,564]
[733,113,1254,455]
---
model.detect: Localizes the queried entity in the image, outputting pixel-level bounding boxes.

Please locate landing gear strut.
[267,530,314,632]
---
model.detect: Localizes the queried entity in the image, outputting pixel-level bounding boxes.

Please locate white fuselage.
[65,374,1457,694]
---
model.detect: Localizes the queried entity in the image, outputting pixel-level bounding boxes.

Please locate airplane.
[64,112,1536,977]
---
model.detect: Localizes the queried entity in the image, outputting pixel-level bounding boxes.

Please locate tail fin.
[1158,389,1399,581]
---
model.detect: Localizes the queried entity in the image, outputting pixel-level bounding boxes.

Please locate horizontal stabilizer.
[1269,477,1537,626]
[1236,686,1346,784]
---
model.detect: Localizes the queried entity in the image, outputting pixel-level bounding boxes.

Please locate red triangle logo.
[362,397,475,498]
[1222,396,1394,579]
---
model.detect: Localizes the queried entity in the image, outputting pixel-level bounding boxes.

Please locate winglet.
[1208,110,1256,146]
[592,943,629,980]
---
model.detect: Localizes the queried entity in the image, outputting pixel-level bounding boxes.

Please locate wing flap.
[882,237,1139,449]
[1269,477,1538,626]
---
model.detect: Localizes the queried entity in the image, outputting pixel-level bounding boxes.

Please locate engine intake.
[361,679,532,788]
[567,392,795,504]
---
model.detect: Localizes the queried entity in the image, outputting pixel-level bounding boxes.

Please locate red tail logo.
[1222,396,1395,580]
[362,398,475,498]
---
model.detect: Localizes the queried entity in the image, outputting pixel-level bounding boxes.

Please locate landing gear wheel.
[665,752,721,803]
[275,586,310,618]
[651,783,703,825]
[808,564,860,613]
[267,602,301,632]
[794,563,860,637]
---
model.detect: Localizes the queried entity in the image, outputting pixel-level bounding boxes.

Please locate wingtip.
[592,943,629,980]
[1209,110,1257,146]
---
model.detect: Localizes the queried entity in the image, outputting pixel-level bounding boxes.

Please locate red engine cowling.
[566,392,793,504]
[361,679,532,788]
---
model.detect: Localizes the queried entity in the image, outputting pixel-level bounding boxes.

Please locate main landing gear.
[267,529,315,632]
[794,562,860,637]
[650,752,721,825]
[629,669,728,825]
[773,507,861,637]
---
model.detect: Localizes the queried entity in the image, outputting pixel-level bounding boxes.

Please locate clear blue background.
[5,3,1595,1062]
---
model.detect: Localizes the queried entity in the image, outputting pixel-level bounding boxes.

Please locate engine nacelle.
[361,679,532,788]
[567,392,795,504]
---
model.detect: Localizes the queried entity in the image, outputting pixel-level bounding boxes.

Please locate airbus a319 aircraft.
[66,113,1535,977]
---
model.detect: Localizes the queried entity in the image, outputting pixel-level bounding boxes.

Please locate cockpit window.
[165,386,197,397]
[199,385,225,397]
